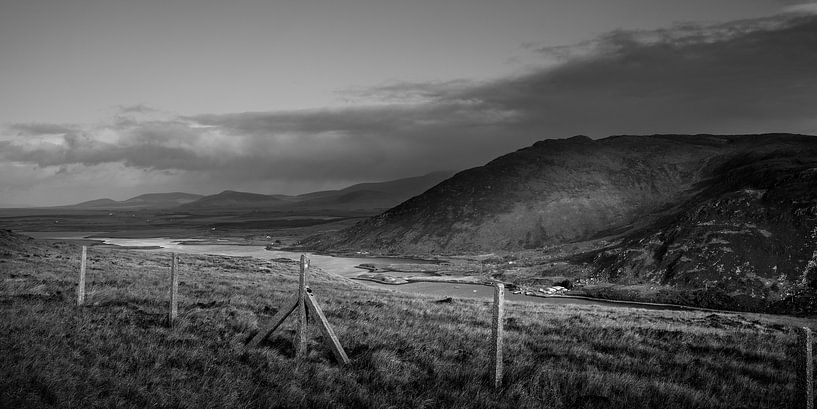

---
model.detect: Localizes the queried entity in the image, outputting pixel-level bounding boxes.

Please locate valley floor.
[1,232,815,408]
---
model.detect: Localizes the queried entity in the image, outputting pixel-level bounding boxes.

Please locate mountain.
[59,172,452,212]
[71,198,121,208]
[336,171,454,197]
[301,133,817,313]
[585,147,817,313]
[290,171,454,210]
[178,171,454,211]
[301,134,817,252]
[301,134,739,253]
[68,192,204,209]
[178,190,287,209]
[119,192,203,208]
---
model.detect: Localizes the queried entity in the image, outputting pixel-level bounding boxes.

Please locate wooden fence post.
[296,255,309,358]
[799,327,814,409]
[77,246,87,306]
[492,283,505,388]
[168,253,179,326]
[304,289,350,365]
[246,255,348,365]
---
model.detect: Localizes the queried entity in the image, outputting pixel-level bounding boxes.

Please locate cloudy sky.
[1,0,816,206]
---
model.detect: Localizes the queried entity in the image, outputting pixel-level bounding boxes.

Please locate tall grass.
[0,240,814,408]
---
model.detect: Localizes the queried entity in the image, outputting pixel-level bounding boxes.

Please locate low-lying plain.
[0,232,814,408]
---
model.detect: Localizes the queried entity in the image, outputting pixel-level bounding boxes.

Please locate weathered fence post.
[77,246,87,306]
[168,253,179,326]
[246,255,348,365]
[296,255,309,358]
[305,288,351,365]
[799,327,814,409]
[492,283,505,388]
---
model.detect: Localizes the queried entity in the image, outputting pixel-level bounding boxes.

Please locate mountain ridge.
[300,133,817,313]
[62,171,454,212]
[304,134,789,253]
[70,192,203,209]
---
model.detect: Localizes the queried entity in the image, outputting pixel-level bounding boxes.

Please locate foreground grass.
[0,236,815,408]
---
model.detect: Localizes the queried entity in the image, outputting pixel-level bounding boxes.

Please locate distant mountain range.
[65,171,454,212]
[301,134,817,313]
[176,191,286,209]
[281,171,457,211]
[72,192,204,209]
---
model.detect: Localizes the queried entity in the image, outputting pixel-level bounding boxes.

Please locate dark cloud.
[8,123,78,135]
[185,102,518,182]
[188,14,817,181]
[457,14,817,136]
[2,13,816,194]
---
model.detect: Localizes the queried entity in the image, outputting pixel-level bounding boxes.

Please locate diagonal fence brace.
[304,288,350,365]
[247,293,300,348]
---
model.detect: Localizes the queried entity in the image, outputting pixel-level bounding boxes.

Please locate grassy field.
[1,231,815,408]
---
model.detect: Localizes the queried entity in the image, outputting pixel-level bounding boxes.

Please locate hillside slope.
[119,192,203,208]
[70,198,121,208]
[290,171,454,210]
[178,190,286,209]
[302,134,817,253]
[586,148,817,313]
[305,135,814,253]
[302,133,817,313]
[179,171,454,211]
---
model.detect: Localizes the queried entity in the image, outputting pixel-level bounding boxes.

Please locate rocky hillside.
[304,134,817,254]
[586,147,817,313]
[302,133,817,313]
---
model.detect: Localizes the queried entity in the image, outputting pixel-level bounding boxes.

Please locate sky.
[1,0,816,206]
